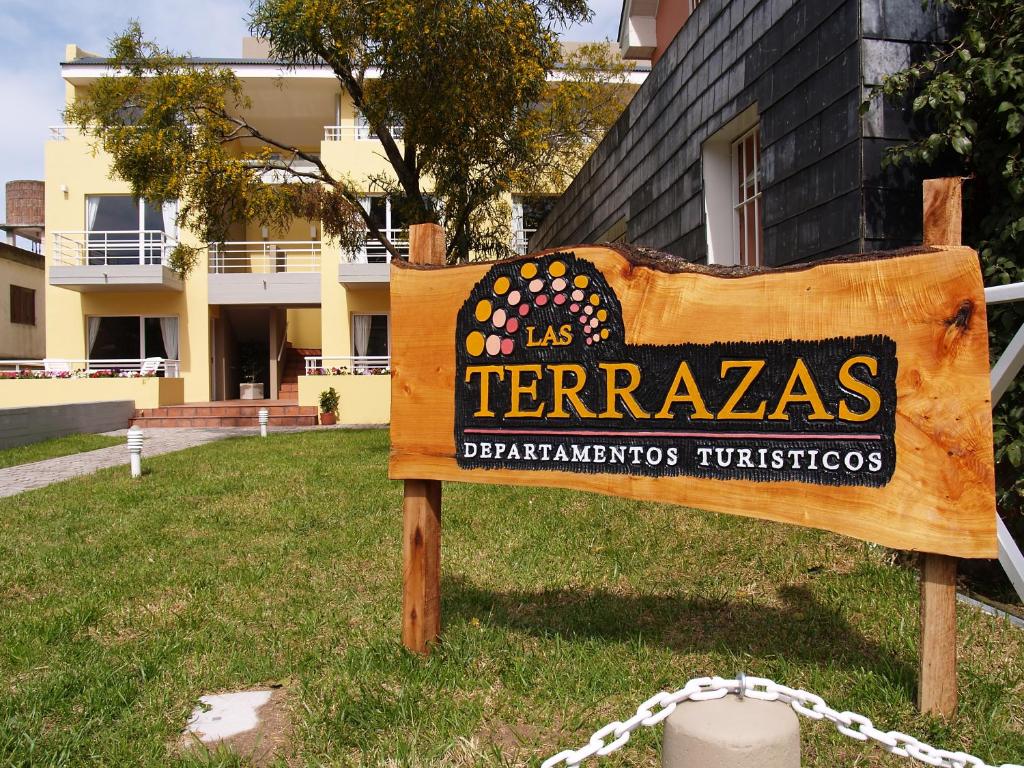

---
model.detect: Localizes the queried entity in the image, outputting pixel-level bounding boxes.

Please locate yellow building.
[24,39,645,422]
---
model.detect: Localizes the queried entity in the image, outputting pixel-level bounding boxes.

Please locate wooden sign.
[390,244,996,560]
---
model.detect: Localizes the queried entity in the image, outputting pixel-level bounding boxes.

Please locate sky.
[0,0,622,230]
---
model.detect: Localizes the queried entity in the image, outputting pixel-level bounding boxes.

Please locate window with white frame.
[359,197,408,262]
[700,106,762,266]
[732,126,763,267]
[511,195,557,254]
[351,314,389,363]
[84,195,178,265]
[87,315,179,369]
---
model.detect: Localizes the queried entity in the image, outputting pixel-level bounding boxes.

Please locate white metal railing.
[985,281,1024,602]
[342,230,409,264]
[304,355,391,375]
[0,358,181,377]
[513,229,537,255]
[208,241,321,274]
[49,125,76,141]
[52,230,176,267]
[323,124,404,142]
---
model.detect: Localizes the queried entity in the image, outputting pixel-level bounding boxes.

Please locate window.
[351,314,389,368]
[701,106,762,266]
[85,195,177,265]
[732,126,763,267]
[360,197,408,262]
[10,285,35,325]
[512,196,557,254]
[87,316,179,369]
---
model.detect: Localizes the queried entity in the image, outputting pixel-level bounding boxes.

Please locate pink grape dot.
[554,293,567,305]
[536,294,549,307]
[485,334,502,355]
[571,289,584,301]
[579,316,588,325]
[584,305,594,316]
[552,277,567,291]
[586,337,593,345]
[500,338,515,355]
[529,279,544,293]
[506,317,519,333]
[507,290,521,305]
[492,308,507,328]
[570,303,580,312]
[518,304,530,316]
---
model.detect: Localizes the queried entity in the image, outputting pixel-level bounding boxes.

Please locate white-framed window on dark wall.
[732,125,763,267]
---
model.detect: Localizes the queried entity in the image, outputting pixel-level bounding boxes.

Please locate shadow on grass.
[444,575,915,693]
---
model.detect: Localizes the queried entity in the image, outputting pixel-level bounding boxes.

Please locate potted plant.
[239,344,265,400]
[319,387,340,425]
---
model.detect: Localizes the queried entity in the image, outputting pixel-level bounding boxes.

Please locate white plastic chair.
[139,357,163,376]
[42,358,71,375]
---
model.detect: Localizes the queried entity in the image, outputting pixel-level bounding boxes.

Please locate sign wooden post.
[917,177,965,716]
[401,223,445,654]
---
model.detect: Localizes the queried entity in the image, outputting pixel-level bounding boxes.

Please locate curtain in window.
[161,200,178,238]
[353,315,371,358]
[87,317,101,357]
[86,197,100,230]
[159,317,179,361]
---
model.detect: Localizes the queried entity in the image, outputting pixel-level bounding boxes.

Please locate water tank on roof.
[5,180,44,226]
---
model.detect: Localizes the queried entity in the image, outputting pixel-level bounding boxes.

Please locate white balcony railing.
[49,125,77,141]
[208,241,321,274]
[0,358,181,377]
[304,355,391,375]
[343,230,409,264]
[52,231,177,267]
[323,124,405,142]
[513,229,537,255]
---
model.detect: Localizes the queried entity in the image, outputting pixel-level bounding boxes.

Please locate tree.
[66,2,635,269]
[873,0,1024,589]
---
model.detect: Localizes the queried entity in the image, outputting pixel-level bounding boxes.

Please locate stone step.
[134,404,316,418]
[129,414,319,428]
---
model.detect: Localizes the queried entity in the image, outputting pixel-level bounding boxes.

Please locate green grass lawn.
[0,430,1021,767]
[0,433,123,469]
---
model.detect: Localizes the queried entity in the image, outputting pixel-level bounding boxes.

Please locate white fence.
[0,358,181,377]
[52,230,177,267]
[208,241,321,274]
[344,230,409,264]
[304,355,391,375]
[323,124,405,142]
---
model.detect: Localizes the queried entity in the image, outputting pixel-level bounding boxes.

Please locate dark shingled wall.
[531,0,955,266]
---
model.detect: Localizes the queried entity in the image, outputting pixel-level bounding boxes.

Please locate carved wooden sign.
[390,245,996,558]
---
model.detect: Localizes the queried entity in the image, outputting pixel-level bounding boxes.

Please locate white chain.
[540,676,1022,768]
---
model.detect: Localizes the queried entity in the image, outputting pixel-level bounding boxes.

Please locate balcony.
[49,231,184,292]
[338,230,409,287]
[207,241,321,305]
[323,124,404,142]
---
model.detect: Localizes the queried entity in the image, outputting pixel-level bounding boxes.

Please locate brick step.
[129,414,318,428]
[135,404,315,418]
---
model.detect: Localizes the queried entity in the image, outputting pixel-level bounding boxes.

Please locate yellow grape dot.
[574,275,590,288]
[521,263,538,279]
[548,261,566,277]
[475,299,492,322]
[493,276,510,295]
[589,294,600,306]
[600,329,609,339]
[465,331,485,356]
[597,309,608,321]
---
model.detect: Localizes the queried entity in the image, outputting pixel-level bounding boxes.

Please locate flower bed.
[0,370,160,380]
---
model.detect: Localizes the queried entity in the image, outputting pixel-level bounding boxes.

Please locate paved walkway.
[0,428,288,499]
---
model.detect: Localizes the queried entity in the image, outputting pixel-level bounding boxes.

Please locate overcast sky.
[0,0,622,225]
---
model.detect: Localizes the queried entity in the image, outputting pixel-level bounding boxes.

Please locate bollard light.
[258,408,269,438]
[127,425,144,478]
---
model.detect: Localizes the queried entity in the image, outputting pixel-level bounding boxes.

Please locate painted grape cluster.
[464,258,611,358]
